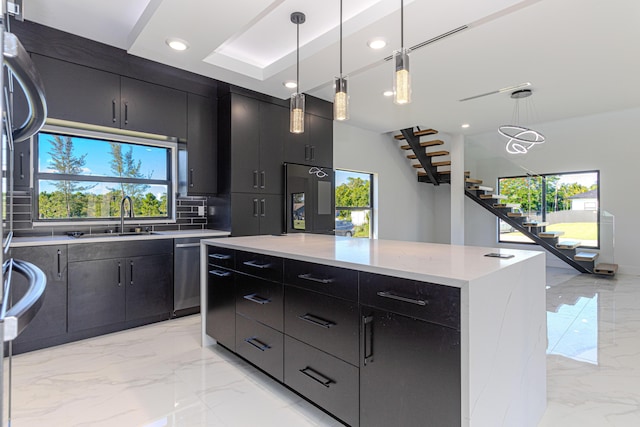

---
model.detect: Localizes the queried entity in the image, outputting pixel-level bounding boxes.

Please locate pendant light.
[498,89,546,154]
[290,12,306,134]
[393,0,411,105]
[334,0,349,121]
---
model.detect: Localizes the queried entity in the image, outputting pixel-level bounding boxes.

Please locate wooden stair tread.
[432,160,451,167]
[465,178,482,184]
[523,221,548,227]
[493,203,519,208]
[419,170,469,177]
[575,252,599,261]
[556,240,581,249]
[469,185,494,191]
[539,231,564,238]
[394,129,439,140]
[507,212,525,217]
[594,263,618,276]
[426,150,449,157]
[400,140,444,150]
[479,194,507,199]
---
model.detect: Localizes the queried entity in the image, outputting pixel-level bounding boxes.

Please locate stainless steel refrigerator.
[284,163,335,235]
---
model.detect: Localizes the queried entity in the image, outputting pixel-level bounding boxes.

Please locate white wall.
[463,107,640,274]
[333,122,435,242]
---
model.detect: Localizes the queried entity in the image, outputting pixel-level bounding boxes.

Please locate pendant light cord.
[339,0,343,77]
[296,20,300,89]
[400,0,404,49]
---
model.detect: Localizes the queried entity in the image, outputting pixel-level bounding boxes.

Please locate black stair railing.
[465,189,592,274]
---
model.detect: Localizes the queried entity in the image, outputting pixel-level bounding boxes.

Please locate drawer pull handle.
[245,337,270,352]
[300,366,333,388]
[209,270,231,277]
[243,293,271,305]
[363,315,374,365]
[297,273,333,284]
[243,260,271,269]
[376,291,427,306]
[299,313,335,329]
[209,253,231,260]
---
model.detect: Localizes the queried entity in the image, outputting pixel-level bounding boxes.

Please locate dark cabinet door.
[235,273,283,331]
[120,77,187,140]
[206,267,236,351]
[360,307,461,427]
[307,114,333,168]
[259,102,285,194]
[32,54,121,128]
[12,139,30,190]
[259,194,283,235]
[125,253,173,321]
[68,258,125,332]
[10,246,68,344]
[235,313,284,381]
[187,93,217,194]
[284,114,310,165]
[230,193,261,236]
[230,94,260,193]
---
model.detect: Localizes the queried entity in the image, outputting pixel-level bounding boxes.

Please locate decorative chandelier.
[498,89,545,154]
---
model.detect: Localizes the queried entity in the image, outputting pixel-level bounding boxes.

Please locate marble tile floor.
[3,267,639,426]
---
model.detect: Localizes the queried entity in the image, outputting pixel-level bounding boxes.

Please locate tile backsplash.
[9,191,209,237]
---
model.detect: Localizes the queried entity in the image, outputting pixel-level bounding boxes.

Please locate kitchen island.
[200,234,546,427]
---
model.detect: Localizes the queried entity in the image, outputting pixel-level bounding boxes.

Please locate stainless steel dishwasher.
[174,237,202,316]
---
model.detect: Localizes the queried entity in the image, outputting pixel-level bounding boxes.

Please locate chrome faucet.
[120,195,134,233]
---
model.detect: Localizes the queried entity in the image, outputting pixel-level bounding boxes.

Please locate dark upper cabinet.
[31,55,188,139]
[32,54,121,128]
[10,245,68,348]
[229,94,261,193]
[7,71,31,190]
[120,77,187,140]
[258,102,286,194]
[284,108,333,168]
[186,93,217,194]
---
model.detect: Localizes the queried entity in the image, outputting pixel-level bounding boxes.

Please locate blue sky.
[335,169,370,187]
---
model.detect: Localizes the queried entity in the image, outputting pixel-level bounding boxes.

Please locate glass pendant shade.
[290,92,305,133]
[334,76,349,121]
[393,48,411,105]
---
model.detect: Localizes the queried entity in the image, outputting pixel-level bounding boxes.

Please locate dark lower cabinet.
[125,253,173,321]
[9,245,68,350]
[231,193,283,236]
[359,307,461,427]
[68,258,125,332]
[206,266,236,351]
[284,336,359,427]
[235,313,284,381]
[235,274,283,331]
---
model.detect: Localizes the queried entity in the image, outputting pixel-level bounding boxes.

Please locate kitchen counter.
[201,234,547,427]
[11,229,230,247]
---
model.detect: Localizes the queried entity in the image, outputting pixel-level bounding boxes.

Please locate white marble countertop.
[11,229,230,247]
[201,233,543,287]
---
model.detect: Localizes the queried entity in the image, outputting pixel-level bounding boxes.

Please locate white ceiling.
[22,0,640,136]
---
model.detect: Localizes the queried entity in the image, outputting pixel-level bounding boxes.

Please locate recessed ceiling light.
[461,124,470,128]
[383,90,394,97]
[283,81,298,89]
[166,38,189,51]
[367,38,387,50]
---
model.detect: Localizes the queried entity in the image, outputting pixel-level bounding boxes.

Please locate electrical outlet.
[198,205,205,216]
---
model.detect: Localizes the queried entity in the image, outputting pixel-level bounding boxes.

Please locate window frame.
[33,124,178,225]
[497,169,600,248]
[335,169,374,238]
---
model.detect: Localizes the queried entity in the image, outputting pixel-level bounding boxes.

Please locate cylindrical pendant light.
[393,0,411,105]
[290,12,306,134]
[334,0,349,121]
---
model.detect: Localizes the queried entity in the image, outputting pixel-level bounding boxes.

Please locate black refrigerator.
[284,163,335,235]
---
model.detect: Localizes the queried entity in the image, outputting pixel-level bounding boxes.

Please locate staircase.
[393,126,618,276]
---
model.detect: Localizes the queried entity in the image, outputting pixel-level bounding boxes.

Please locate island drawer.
[236,250,283,282]
[236,273,283,331]
[207,246,235,269]
[360,272,460,330]
[284,286,359,366]
[284,259,358,301]
[284,335,358,427]
[236,313,283,382]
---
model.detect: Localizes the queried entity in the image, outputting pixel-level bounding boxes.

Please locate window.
[335,169,373,238]
[35,127,175,222]
[498,171,599,248]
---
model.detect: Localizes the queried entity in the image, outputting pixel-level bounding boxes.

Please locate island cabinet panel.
[206,246,236,350]
[236,313,284,381]
[9,245,68,351]
[284,335,359,427]
[284,259,358,301]
[235,274,283,331]
[235,250,283,282]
